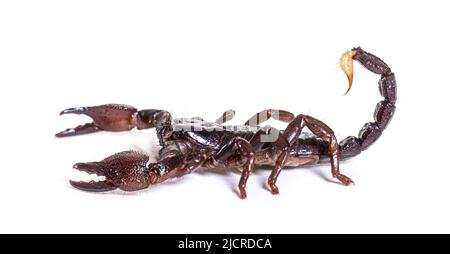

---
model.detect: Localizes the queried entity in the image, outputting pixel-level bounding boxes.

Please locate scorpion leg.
[214,137,255,199]
[215,109,236,124]
[151,141,212,182]
[268,114,353,194]
[175,109,235,126]
[249,126,283,150]
[244,109,292,157]
[301,116,353,186]
[244,109,295,127]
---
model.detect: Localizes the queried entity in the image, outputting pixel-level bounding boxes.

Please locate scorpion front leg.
[268,114,353,194]
[213,137,255,199]
[153,142,213,182]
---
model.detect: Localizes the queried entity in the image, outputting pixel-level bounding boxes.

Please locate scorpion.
[56,47,396,199]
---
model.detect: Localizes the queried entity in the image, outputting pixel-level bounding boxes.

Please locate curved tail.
[338,47,397,159]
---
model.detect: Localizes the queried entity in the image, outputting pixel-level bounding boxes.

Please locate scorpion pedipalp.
[56,104,138,137]
[70,151,156,192]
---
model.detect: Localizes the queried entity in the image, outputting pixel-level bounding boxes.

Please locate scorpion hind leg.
[268,114,353,194]
[70,151,157,192]
[244,109,295,127]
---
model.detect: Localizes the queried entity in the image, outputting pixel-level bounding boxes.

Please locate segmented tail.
[338,47,397,159]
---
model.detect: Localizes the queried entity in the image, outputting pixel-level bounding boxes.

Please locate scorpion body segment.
[57,47,396,198]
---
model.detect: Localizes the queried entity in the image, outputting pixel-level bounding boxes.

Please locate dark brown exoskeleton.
[56,47,396,198]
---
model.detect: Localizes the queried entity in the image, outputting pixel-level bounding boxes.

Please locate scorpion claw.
[269,183,280,195]
[340,49,356,95]
[59,107,88,116]
[335,174,354,186]
[69,180,118,192]
[239,188,247,199]
[70,151,154,192]
[70,161,118,192]
[73,162,105,176]
[55,123,101,138]
[56,104,138,137]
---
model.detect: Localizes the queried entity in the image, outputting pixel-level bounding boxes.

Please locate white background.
[1,1,449,233]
